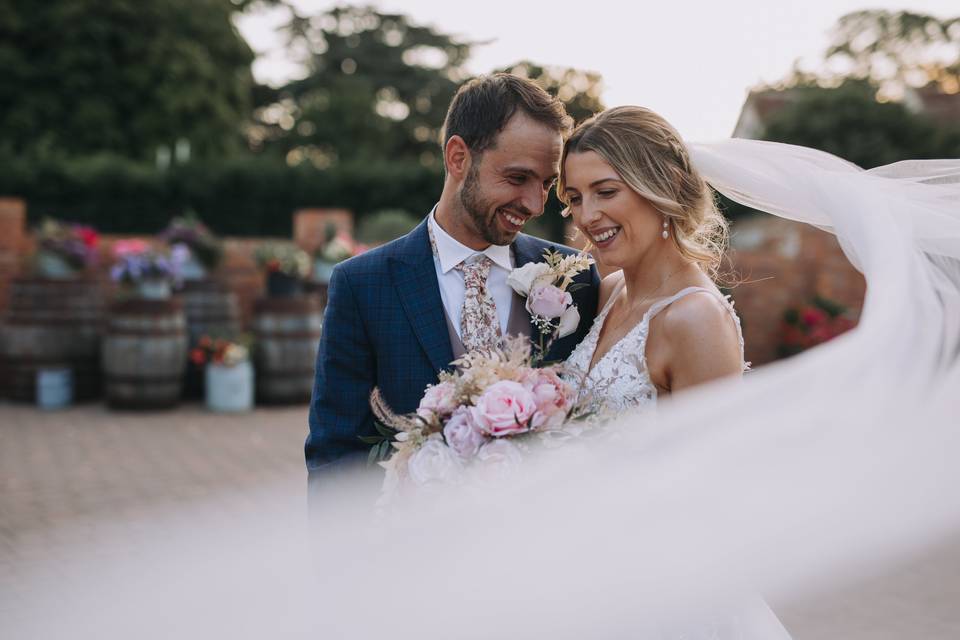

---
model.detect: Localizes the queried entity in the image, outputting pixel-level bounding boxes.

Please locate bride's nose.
[578,200,604,226]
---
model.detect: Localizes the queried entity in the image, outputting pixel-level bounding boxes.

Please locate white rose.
[407,436,462,486]
[557,305,581,339]
[507,262,551,296]
[475,438,523,479]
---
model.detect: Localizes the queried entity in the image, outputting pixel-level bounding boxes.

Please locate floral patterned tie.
[453,255,502,352]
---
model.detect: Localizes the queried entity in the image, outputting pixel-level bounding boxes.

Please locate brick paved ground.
[2,402,959,638]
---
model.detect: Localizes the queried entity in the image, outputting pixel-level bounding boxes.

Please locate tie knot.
[456,255,493,281]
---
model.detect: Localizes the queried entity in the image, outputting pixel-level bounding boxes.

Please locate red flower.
[801,307,828,328]
[77,226,99,248]
[189,348,207,366]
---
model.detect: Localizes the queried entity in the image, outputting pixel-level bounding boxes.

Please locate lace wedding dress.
[564,281,748,417]
[562,279,791,640]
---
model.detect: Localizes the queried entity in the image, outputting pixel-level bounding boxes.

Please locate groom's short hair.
[441,73,572,156]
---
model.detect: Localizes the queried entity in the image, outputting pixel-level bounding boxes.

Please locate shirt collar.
[428,207,513,274]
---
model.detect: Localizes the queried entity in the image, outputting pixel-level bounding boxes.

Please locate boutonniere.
[507,249,594,363]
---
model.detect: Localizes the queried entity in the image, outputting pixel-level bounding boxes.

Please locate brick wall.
[1,201,864,366]
[0,199,27,312]
[0,206,350,330]
[728,216,864,365]
[565,216,865,366]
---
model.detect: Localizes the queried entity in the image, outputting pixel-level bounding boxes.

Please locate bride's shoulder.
[654,287,741,352]
[597,270,625,309]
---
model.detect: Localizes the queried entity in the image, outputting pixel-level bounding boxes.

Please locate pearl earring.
[662,219,669,240]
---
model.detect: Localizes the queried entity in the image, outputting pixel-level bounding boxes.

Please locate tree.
[750,10,960,168]
[496,60,605,123]
[761,79,956,169]
[782,10,960,99]
[0,0,256,161]
[251,5,473,169]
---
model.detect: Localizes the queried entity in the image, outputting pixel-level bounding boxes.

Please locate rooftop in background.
[733,83,960,140]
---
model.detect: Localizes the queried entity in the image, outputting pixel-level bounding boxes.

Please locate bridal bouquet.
[370,337,578,503]
[368,250,594,504]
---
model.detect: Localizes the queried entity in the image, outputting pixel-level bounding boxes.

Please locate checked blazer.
[305,217,600,473]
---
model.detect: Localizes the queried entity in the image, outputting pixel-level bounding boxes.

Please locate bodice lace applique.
[564,281,747,418]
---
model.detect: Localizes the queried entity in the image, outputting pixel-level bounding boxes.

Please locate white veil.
[11,140,960,639]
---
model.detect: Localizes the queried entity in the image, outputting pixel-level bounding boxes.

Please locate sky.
[235,0,959,142]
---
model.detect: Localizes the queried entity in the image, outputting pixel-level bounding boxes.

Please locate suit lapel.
[391,220,455,374]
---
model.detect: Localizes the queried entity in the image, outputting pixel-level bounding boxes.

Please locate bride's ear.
[444,135,472,181]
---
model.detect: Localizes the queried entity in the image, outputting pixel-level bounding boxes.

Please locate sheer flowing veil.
[12,141,960,639]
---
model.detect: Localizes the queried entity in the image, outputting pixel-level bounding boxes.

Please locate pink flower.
[416,381,458,420]
[471,380,537,437]
[443,407,488,459]
[112,238,151,257]
[525,368,575,430]
[526,283,572,319]
[801,307,828,327]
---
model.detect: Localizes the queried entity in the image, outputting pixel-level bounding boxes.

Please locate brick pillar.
[0,197,26,312]
[293,208,354,254]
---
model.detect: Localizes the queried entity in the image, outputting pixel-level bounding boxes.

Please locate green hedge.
[0,154,446,237]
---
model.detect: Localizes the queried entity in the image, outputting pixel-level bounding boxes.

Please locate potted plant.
[33,218,99,278]
[254,242,311,297]
[110,239,180,300]
[160,213,223,282]
[312,223,366,284]
[778,295,857,358]
[190,335,254,412]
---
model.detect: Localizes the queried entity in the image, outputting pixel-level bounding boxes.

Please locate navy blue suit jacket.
[305,217,600,474]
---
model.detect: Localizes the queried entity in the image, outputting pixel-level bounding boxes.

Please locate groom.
[305,73,600,480]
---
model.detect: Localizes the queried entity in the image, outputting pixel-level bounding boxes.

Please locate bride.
[558,106,792,638]
[560,106,747,416]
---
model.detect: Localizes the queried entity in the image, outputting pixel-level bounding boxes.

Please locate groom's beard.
[459,164,520,247]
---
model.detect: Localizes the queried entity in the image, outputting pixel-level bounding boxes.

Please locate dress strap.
[641,286,749,371]
[598,276,629,316]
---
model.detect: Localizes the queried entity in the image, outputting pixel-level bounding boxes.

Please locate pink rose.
[471,380,537,437]
[416,381,458,420]
[526,369,575,430]
[443,407,488,459]
[525,283,572,319]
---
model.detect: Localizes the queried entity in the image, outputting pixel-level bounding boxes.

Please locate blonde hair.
[558,106,729,281]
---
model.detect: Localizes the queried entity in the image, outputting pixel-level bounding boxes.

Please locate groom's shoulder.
[334,224,422,279]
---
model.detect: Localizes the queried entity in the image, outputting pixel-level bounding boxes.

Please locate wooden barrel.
[302,280,329,310]
[102,298,187,409]
[0,277,104,402]
[253,296,322,404]
[180,279,242,398]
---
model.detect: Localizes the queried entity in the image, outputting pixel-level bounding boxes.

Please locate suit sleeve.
[305,264,376,471]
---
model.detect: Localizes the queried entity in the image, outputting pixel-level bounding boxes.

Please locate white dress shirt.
[429,208,515,339]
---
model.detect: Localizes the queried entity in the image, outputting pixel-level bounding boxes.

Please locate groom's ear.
[444,135,472,181]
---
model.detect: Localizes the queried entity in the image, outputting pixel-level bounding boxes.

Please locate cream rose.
[507,262,551,296]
